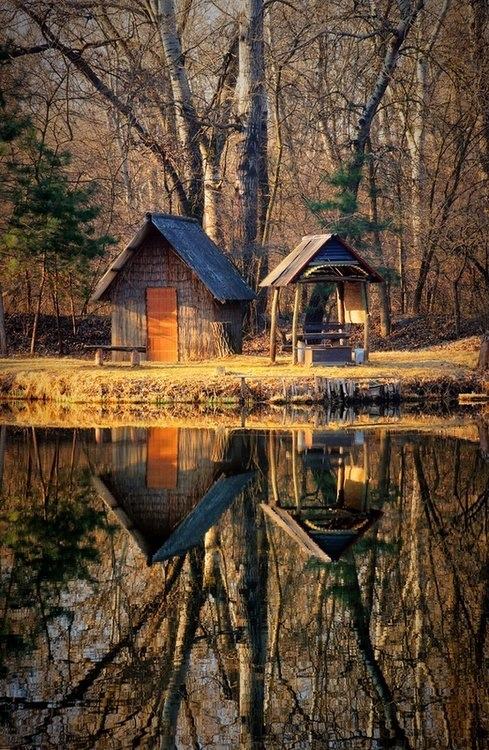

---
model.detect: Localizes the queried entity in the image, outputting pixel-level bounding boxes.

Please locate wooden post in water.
[363,282,370,362]
[269,288,280,363]
[292,285,301,365]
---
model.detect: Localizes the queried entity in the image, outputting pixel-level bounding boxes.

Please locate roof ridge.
[146,212,199,224]
[302,233,333,239]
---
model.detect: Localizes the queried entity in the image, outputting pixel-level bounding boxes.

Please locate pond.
[0,413,488,749]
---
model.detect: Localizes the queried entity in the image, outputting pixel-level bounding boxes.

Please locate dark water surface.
[0,418,488,749]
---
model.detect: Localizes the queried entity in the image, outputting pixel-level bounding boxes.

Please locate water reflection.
[0,422,487,748]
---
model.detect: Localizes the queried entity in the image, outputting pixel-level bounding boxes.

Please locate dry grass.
[0,336,481,405]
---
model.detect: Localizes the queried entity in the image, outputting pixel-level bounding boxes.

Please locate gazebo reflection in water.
[262,429,381,563]
[91,426,381,567]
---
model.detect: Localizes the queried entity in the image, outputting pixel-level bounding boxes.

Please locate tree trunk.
[0,283,7,356]
[235,0,267,281]
[478,333,489,371]
[378,282,391,338]
[368,152,391,336]
[69,275,77,335]
[269,288,279,362]
[453,279,461,336]
[51,266,63,355]
[470,0,489,181]
[345,1,424,198]
[203,153,224,245]
[30,257,47,356]
[409,52,429,313]
[158,0,204,219]
[408,2,451,313]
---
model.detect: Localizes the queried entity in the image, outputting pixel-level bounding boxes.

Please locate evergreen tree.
[0,92,115,354]
[307,161,395,333]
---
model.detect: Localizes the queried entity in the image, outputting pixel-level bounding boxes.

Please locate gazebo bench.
[285,323,353,364]
[285,322,352,344]
[301,322,351,345]
[84,345,146,366]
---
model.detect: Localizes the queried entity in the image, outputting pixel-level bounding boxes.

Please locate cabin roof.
[91,213,256,303]
[259,234,384,287]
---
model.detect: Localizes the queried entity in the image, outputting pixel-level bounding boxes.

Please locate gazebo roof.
[260,234,384,287]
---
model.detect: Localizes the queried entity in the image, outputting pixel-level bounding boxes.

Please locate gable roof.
[260,234,384,287]
[91,213,255,303]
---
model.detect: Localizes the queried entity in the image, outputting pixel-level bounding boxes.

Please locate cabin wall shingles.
[110,233,232,361]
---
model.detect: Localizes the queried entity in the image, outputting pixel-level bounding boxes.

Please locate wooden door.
[146,287,178,362]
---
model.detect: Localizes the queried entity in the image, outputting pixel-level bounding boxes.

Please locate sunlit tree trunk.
[235,0,267,281]
[408,2,451,313]
[202,150,224,245]
[157,0,204,220]
[368,151,391,336]
[30,254,47,356]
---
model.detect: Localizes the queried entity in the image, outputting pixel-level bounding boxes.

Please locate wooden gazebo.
[260,234,384,364]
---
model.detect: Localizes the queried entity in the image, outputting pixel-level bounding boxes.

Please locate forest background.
[0,0,488,356]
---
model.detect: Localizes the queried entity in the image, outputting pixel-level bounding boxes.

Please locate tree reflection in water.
[0,423,487,748]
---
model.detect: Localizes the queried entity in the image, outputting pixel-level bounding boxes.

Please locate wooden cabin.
[91,213,255,362]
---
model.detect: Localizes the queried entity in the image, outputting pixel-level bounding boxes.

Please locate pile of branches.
[5,313,111,356]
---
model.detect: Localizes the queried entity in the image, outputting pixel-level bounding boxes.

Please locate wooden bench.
[302,322,351,345]
[285,322,352,345]
[84,345,146,367]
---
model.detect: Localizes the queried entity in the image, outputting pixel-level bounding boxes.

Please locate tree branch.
[14,2,193,215]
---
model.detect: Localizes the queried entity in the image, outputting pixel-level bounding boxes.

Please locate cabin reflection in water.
[262,429,381,563]
[92,426,380,566]
[92,427,254,564]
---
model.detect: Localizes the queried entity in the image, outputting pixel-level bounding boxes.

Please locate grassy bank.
[0,337,482,405]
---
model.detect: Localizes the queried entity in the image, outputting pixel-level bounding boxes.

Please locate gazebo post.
[292,285,301,364]
[337,282,346,344]
[269,287,280,362]
[363,282,370,362]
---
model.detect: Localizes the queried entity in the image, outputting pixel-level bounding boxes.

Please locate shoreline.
[0,339,483,406]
